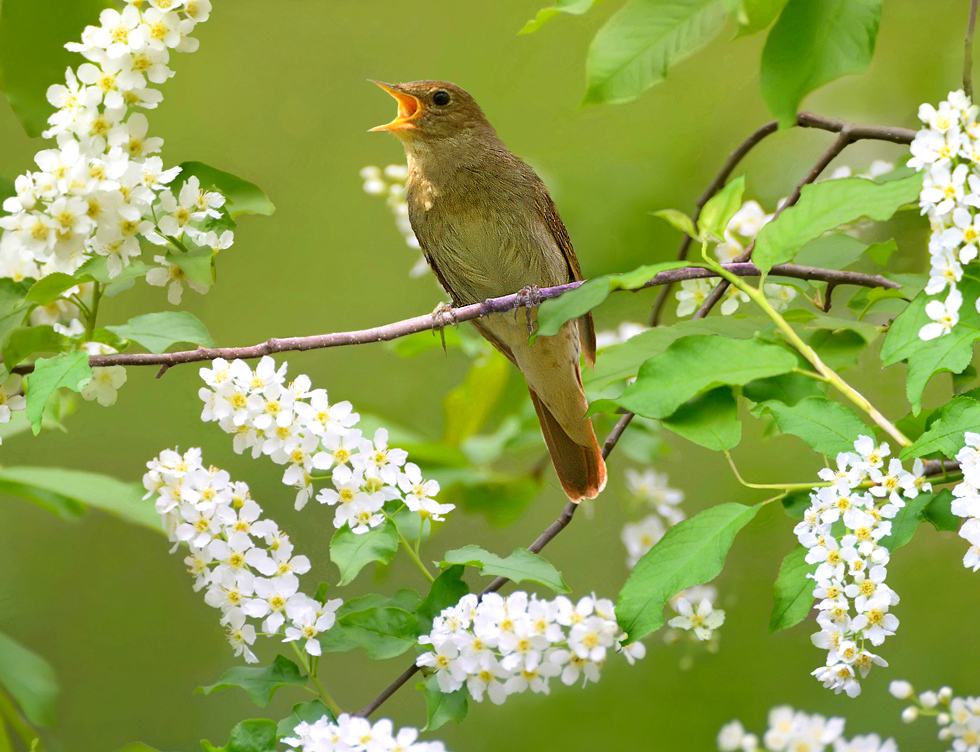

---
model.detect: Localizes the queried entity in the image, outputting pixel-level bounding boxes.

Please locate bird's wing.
[533,181,597,368]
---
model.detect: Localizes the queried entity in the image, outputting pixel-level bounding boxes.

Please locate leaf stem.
[85,283,103,341]
[289,641,342,717]
[0,687,43,752]
[724,451,828,491]
[384,512,435,583]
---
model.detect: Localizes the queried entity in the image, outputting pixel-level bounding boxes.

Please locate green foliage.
[519,0,600,34]
[24,351,92,433]
[276,700,334,740]
[337,605,420,660]
[867,239,898,266]
[441,545,570,593]
[651,209,699,240]
[197,656,306,708]
[792,233,867,270]
[443,349,510,443]
[330,520,399,586]
[201,719,278,752]
[178,162,276,218]
[2,325,70,369]
[735,0,789,36]
[752,174,922,274]
[742,372,825,405]
[0,631,58,727]
[422,675,468,731]
[660,387,741,451]
[900,396,980,460]
[0,466,162,530]
[923,489,959,533]
[753,396,868,455]
[760,0,882,127]
[881,492,935,551]
[417,565,470,633]
[0,0,114,136]
[612,335,797,419]
[768,544,814,633]
[698,176,745,242]
[0,279,32,345]
[617,502,759,641]
[105,312,215,354]
[171,250,215,292]
[583,0,729,106]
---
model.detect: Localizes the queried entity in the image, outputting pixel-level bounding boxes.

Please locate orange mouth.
[368,81,422,132]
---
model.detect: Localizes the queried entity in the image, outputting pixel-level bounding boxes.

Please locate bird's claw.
[431,301,458,353]
[513,285,542,335]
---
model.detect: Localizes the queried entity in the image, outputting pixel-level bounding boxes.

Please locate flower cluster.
[717,706,898,752]
[950,432,980,570]
[0,0,229,303]
[361,164,428,277]
[908,90,980,340]
[198,356,453,529]
[284,714,447,752]
[890,679,980,750]
[795,436,930,697]
[143,447,341,662]
[416,592,644,705]
[674,200,798,317]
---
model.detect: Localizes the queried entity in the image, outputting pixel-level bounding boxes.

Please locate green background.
[0,1,977,750]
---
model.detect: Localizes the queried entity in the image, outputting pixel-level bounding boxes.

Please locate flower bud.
[889,680,914,700]
[901,706,919,723]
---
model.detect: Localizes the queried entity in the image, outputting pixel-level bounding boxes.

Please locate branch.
[968,0,979,99]
[11,264,900,375]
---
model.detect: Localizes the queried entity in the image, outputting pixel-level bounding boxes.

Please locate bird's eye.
[433,90,451,106]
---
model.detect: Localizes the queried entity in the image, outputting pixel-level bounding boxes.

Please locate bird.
[369,80,606,503]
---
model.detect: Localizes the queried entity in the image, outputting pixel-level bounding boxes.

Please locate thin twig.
[10,264,899,375]
[966,0,979,99]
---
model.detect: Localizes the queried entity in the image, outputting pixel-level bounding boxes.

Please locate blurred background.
[1,1,978,749]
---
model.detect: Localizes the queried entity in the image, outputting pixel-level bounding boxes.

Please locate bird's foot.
[513,285,542,335]
[431,301,458,353]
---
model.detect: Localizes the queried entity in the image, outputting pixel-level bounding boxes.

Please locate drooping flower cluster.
[0,0,230,302]
[908,90,980,340]
[674,200,798,317]
[950,432,980,570]
[890,679,980,750]
[284,714,447,752]
[796,436,931,697]
[198,357,453,529]
[717,706,898,752]
[361,164,428,277]
[143,447,341,663]
[416,592,644,705]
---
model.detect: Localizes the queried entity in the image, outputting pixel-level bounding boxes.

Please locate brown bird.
[370,80,606,502]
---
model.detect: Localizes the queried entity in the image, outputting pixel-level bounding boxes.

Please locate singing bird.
[370,80,606,502]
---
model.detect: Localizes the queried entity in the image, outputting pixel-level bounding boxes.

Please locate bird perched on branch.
[370,80,606,502]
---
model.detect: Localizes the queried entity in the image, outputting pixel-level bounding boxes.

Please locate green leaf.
[583,0,729,106]
[443,349,510,443]
[760,0,882,128]
[329,520,398,586]
[416,565,469,633]
[337,606,420,660]
[441,545,571,593]
[0,631,58,727]
[23,351,92,433]
[792,233,867,270]
[617,502,759,641]
[0,0,114,137]
[651,208,699,240]
[535,261,688,340]
[276,700,333,740]
[735,0,789,36]
[178,162,275,218]
[753,174,922,274]
[881,492,933,551]
[172,249,215,291]
[74,256,152,286]
[923,489,959,533]
[660,387,741,451]
[867,239,898,266]
[742,372,825,405]
[900,396,980,460]
[422,675,468,731]
[25,273,81,306]
[519,0,599,34]
[2,325,70,368]
[615,335,797,419]
[0,466,162,530]
[105,311,215,354]
[197,655,306,708]
[698,176,745,242]
[0,279,32,344]
[753,396,867,455]
[768,544,814,633]
[201,719,278,752]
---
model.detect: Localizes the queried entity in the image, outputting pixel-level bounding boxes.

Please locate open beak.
[368,81,423,132]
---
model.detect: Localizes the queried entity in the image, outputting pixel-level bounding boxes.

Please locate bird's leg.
[430,300,458,354]
[513,285,542,335]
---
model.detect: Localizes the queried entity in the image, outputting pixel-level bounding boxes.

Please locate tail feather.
[528,388,607,502]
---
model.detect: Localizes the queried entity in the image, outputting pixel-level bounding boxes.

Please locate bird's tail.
[528,388,607,502]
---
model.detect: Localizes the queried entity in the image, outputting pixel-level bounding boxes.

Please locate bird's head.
[369,81,496,147]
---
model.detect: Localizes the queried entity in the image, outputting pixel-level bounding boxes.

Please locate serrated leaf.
[178,161,275,218]
[201,719,278,752]
[443,349,510,443]
[753,396,867,455]
[760,0,882,127]
[106,311,215,354]
[617,502,759,641]
[422,675,468,731]
[742,372,825,405]
[768,544,814,633]
[0,279,32,344]
[276,700,333,740]
[416,565,469,634]
[23,351,91,433]
[923,489,959,532]
[899,396,980,460]
[197,655,306,708]
[651,208,699,240]
[583,0,729,106]
[2,325,70,368]
[0,631,58,727]
[753,174,922,274]
[792,233,868,270]
[329,521,398,586]
[337,606,419,660]
[74,256,152,286]
[661,386,741,450]
[519,0,599,34]
[615,335,797,419]
[880,492,933,551]
[698,176,745,242]
[441,545,570,593]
